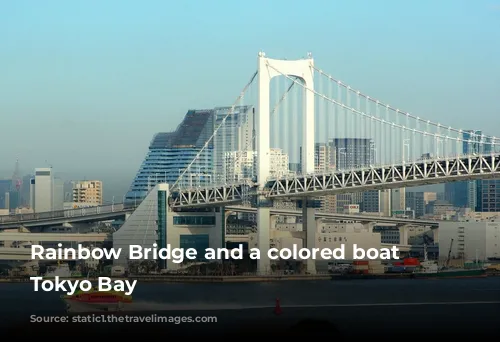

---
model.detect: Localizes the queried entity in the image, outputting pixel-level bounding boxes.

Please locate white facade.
[439,221,500,260]
[391,188,406,212]
[225,150,256,182]
[113,184,159,267]
[53,178,64,211]
[225,148,290,182]
[34,168,53,213]
[213,106,254,184]
[249,221,382,261]
[380,190,391,216]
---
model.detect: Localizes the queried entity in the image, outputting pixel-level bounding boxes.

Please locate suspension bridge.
[159,52,500,273]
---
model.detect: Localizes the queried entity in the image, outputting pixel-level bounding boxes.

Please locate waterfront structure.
[249,220,382,272]
[439,221,500,260]
[114,184,224,269]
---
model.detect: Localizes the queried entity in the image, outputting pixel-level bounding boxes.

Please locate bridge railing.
[0,203,133,224]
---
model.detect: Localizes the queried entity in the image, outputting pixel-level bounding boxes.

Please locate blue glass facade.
[157,190,167,269]
[476,179,500,212]
[446,130,494,209]
[180,235,209,261]
[125,109,215,205]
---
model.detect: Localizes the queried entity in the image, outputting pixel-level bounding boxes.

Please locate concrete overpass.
[0,248,32,260]
[225,206,439,228]
[0,204,134,229]
[0,232,110,242]
[0,232,109,260]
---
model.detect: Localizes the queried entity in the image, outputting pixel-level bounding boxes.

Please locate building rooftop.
[149,110,214,150]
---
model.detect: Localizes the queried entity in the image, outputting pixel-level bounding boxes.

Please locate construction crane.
[445,238,454,268]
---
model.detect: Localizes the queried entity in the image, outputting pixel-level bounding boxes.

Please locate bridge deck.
[0,204,134,228]
[170,154,500,207]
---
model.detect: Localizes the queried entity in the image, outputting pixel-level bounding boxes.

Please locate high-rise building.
[72,180,102,206]
[213,106,254,184]
[476,179,500,212]
[330,138,374,170]
[361,191,380,213]
[0,180,11,209]
[34,168,53,213]
[21,174,32,206]
[125,109,215,204]
[391,188,406,212]
[7,191,20,211]
[446,130,493,209]
[53,178,64,211]
[29,178,35,209]
[302,139,376,213]
[406,192,425,218]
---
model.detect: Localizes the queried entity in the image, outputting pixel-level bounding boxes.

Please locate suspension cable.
[268,63,498,147]
[312,66,497,143]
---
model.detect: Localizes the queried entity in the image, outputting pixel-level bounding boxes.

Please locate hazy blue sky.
[1,0,499,199]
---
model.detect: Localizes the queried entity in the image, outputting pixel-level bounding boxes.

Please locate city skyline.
[1,0,499,195]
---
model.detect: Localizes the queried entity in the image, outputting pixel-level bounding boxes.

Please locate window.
[173,216,215,225]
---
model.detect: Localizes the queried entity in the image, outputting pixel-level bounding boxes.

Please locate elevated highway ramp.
[0,232,109,242]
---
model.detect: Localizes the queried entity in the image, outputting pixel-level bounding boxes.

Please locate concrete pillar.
[256,196,271,274]
[302,201,317,274]
[399,225,409,245]
[213,206,225,252]
[363,222,376,232]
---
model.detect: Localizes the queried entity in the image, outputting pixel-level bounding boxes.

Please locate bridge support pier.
[256,207,271,274]
[302,200,317,274]
[256,196,273,274]
[213,207,225,256]
[398,225,410,245]
[363,222,376,232]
